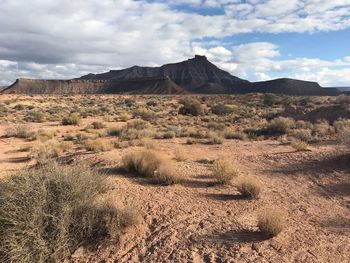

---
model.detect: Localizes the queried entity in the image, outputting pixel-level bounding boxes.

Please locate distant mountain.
[2,55,341,95]
[332,86,350,91]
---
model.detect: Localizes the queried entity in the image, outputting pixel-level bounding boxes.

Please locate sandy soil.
[0,127,348,262]
[0,94,349,262]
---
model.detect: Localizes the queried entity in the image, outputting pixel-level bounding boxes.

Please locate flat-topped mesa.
[2,56,341,95]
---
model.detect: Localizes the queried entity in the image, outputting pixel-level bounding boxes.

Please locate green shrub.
[178,98,203,116]
[62,113,81,125]
[0,163,136,262]
[263,93,278,106]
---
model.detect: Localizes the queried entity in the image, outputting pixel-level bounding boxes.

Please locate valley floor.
[1,126,349,262]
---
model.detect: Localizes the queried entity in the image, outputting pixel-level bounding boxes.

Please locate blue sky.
[0,0,350,86]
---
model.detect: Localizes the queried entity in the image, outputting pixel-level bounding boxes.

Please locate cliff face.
[2,79,110,94]
[2,55,341,95]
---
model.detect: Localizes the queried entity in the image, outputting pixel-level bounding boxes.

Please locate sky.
[0,0,350,87]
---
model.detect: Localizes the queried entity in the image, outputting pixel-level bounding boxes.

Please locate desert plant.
[24,110,46,123]
[107,126,124,136]
[290,139,308,151]
[207,131,224,144]
[30,140,70,163]
[83,139,113,152]
[122,149,178,185]
[237,177,261,199]
[0,163,136,263]
[133,107,156,121]
[263,93,278,106]
[127,119,149,130]
[5,124,35,139]
[212,158,238,184]
[224,129,247,140]
[289,129,312,142]
[257,209,287,237]
[62,113,81,125]
[266,117,295,135]
[211,104,234,115]
[91,121,105,129]
[178,98,203,116]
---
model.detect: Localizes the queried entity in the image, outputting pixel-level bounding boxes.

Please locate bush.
[178,98,203,116]
[127,119,149,130]
[133,107,156,121]
[289,129,312,142]
[237,177,261,199]
[224,129,247,140]
[84,139,113,152]
[290,139,308,151]
[30,140,70,163]
[263,93,278,106]
[257,209,287,237]
[62,113,81,125]
[24,110,46,123]
[207,122,226,131]
[266,117,295,135]
[91,121,105,129]
[212,158,238,184]
[122,149,179,185]
[5,124,35,139]
[207,131,224,144]
[313,120,332,137]
[107,126,124,137]
[211,104,234,115]
[0,163,136,262]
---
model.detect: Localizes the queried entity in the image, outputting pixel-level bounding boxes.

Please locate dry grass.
[290,139,308,151]
[173,149,188,162]
[207,131,224,144]
[237,176,261,199]
[122,149,179,185]
[5,124,35,139]
[0,163,136,262]
[212,158,238,184]
[30,140,70,163]
[83,139,113,152]
[257,208,287,237]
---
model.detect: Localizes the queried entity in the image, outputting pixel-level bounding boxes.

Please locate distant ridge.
[2,55,341,95]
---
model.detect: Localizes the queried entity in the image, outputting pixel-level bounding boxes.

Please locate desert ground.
[0,94,349,262]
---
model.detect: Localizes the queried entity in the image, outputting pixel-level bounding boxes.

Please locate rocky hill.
[2,55,341,95]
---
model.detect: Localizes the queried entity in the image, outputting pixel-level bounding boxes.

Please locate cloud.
[0,0,349,86]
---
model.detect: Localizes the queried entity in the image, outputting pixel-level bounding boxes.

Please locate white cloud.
[0,0,349,86]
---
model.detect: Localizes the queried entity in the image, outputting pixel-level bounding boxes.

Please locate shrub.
[333,118,350,133]
[257,209,287,237]
[212,158,238,184]
[263,93,278,106]
[207,122,226,131]
[162,131,176,139]
[62,113,81,125]
[122,149,179,185]
[289,129,312,142]
[237,177,261,199]
[24,110,46,123]
[207,131,224,144]
[84,139,113,152]
[133,107,156,121]
[178,98,203,116]
[91,121,105,129]
[338,127,350,146]
[118,112,132,122]
[224,129,247,140]
[211,104,234,115]
[290,140,308,151]
[0,163,136,262]
[127,119,149,130]
[30,140,70,163]
[5,124,35,139]
[313,120,332,137]
[107,126,124,136]
[266,117,295,135]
